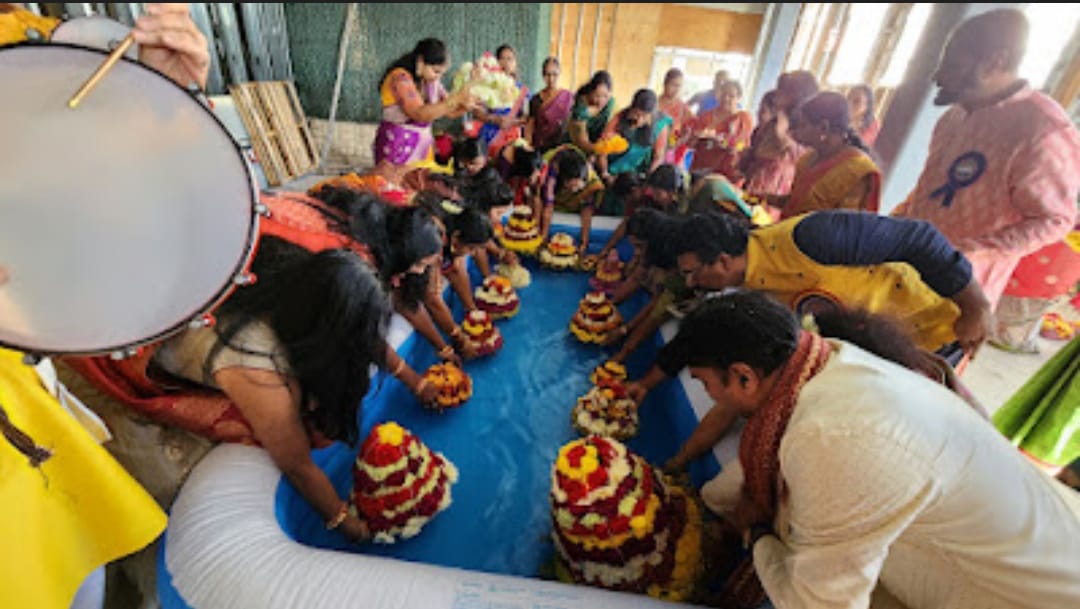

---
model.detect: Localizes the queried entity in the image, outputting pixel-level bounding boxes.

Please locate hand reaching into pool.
[339,513,371,544]
[414,378,440,406]
[662,454,688,476]
[601,325,629,347]
[625,381,649,405]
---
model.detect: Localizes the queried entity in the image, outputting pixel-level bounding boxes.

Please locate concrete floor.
[965,335,1065,415]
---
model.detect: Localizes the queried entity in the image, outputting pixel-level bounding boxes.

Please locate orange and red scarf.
[724,331,833,608]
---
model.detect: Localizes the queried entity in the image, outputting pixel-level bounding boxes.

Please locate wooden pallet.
[229,81,320,186]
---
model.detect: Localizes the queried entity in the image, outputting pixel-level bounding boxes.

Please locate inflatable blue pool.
[159,223,721,609]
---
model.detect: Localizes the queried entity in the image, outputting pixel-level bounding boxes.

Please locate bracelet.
[415,378,430,396]
[450,327,465,341]
[390,358,406,378]
[438,345,456,359]
[325,502,349,531]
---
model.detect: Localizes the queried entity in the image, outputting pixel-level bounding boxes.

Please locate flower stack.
[351,422,459,544]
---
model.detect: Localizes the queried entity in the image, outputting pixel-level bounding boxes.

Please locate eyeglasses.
[544,72,559,77]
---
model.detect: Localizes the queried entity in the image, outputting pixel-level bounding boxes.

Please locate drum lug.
[187,84,211,108]
[21,353,43,366]
[189,313,216,329]
[234,271,257,286]
[254,203,271,217]
[110,347,141,361]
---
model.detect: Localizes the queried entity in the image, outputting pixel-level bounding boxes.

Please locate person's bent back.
[676,291,1080,609]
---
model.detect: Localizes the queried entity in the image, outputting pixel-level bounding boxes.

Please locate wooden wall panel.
[548,3,764,111]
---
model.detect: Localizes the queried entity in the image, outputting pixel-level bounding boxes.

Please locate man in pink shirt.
[893,9,1080,312]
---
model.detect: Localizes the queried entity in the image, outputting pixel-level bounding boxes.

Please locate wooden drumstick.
[67,33,136,109]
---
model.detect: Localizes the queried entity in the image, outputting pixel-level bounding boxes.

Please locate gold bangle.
[325,502,349,531]
[390,358,406,378]
[415,378,430,396]
[438,345,456,359]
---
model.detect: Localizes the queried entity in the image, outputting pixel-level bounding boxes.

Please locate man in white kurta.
[754,341,1080,608]
[672,292,1080,609]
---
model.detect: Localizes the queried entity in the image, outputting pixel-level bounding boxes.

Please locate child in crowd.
[539,144,606,254]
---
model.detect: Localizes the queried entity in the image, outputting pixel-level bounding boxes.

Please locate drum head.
[49,16,138,59]
[0,44,256,355]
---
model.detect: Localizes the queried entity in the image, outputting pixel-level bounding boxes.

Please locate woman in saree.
[526,57,574,153]
[474,44,530,154]
[739,71,818,199]
[657,68,694,163]
[374,38,475,167]
[597,89,672,178]
[847,84,881,148]
[687,80,754,182]
[768,91,881,220]
[567,70,615,155]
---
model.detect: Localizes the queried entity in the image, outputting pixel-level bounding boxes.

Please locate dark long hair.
[453,137,486,173]
[458,165,513,212]
[617,89,660,147]
[416,194,494,251]
[308,186,441,284]
[576,70,612,98]
[509,148,543,179]
[626,208,684,270]
[210,237,390,444]
[797,91,872,154]
[811,308,929,373]
[382,38,447,85]
[306,186,390,263]
[552,146,590,191]
[849,85,876,130]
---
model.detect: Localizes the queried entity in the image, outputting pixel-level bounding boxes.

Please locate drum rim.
[49,14,129,35]
[0,41,261,358]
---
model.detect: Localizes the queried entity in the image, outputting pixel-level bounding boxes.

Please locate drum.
[49,15,138,59]
[0,43,259,356]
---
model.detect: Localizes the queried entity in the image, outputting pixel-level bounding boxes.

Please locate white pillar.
[747,3,802,112]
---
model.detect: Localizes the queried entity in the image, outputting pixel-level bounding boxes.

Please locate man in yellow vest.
[626,209,993,405]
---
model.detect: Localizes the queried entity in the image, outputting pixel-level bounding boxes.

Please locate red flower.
[566,444,587,468]
[385,470,406,487]
[564,479,586,502]
[610,515,630,535]
[587,467,608,489]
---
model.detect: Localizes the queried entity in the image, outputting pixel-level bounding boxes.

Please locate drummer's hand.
[134,4,210,91]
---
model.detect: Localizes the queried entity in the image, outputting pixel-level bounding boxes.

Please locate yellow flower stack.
[540,233,580,270]
[590,361,628,385]
[500,206,543,254]
[420,363,472,410]
[550,436,703,601]
[570,292,623,344]
[474,275,521,319]
[351,422,459,544]
[572,379,640,441]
